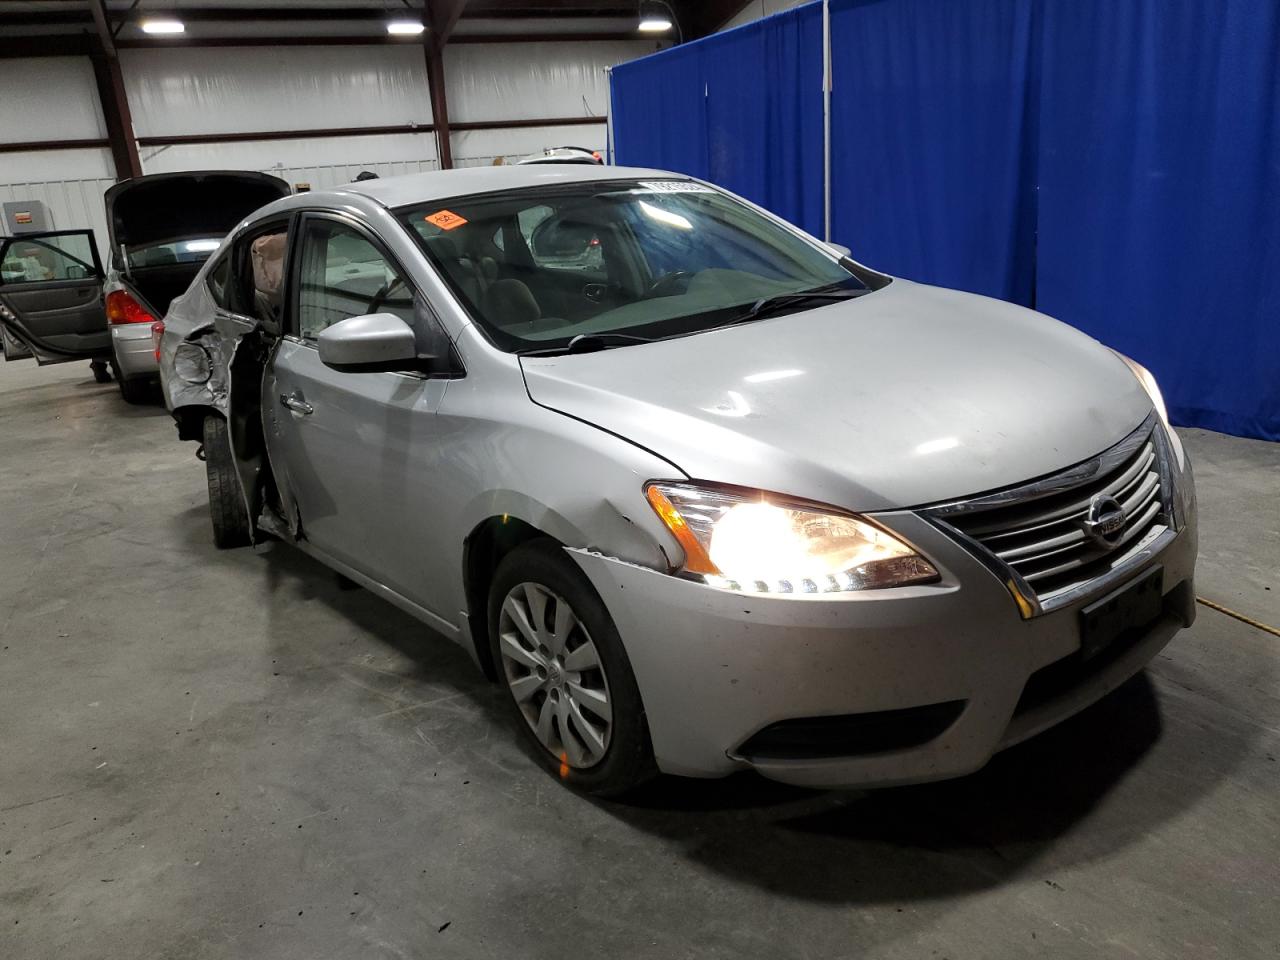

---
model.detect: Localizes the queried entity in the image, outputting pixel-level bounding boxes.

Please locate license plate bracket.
[1079,565,1164,661]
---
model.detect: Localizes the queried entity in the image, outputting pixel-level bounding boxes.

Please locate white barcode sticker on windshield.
[637,181,716,194]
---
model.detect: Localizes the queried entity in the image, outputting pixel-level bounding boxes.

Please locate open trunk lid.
[105,170,291,255]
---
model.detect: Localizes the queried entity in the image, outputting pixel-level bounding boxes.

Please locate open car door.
[0,230,109,364]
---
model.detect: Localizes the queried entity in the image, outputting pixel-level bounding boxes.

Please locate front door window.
[295,220,414,342]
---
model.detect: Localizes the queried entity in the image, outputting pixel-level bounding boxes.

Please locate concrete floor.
[1,359,1277,960]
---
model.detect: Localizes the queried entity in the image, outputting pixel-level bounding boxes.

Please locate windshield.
[125,237,223,271]
[394,180,867,353]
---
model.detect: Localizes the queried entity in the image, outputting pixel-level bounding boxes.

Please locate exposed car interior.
[108,173,291,318]
[398,182,869,351]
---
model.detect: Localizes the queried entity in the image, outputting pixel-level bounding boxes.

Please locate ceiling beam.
[105,33,640,49]
[464,0,632,13]
[681,0,753,39]
[87,0,142,180]
[0,138,111,155]
[428,0,471,47]
[0,35,94,58]
[0,4,634,28]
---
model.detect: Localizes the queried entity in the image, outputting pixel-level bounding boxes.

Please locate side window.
[206,254,233,310]
[0,232,100,284]
[517,205,554,247]
[295,219,414,342]
[227,223,290,327]
[527,213,605,276]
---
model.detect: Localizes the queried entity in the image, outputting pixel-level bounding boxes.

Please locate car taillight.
[151,320,165,362]
[106,289,156,325]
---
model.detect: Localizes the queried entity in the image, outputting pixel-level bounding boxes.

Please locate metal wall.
[0,57,114,251]
[444,41,633,122]
[1,40,651,248]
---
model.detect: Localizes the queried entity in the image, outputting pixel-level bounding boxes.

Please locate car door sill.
[259,511,460,640]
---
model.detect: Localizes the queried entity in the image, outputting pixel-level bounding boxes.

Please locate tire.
[90,360,112,384]
[109,355,152,404]
[117,375,151,404]
[202,415,252,549]
[488,539,656,797]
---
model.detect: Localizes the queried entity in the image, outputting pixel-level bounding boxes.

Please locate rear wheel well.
[463,516,552,681]
[174,404,221,442]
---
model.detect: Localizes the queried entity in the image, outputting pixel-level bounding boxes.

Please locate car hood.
[519,279,1154,512]
[104,171,291,251]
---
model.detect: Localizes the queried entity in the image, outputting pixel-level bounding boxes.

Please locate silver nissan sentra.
[159,165,1197,796]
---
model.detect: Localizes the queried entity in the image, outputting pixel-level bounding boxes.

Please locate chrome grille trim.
[922,412,1179,617]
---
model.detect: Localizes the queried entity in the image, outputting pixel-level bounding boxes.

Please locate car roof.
[334,163,688,208]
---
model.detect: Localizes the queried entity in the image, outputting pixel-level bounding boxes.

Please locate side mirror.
[829,243,852,260]
[317,313,425,373]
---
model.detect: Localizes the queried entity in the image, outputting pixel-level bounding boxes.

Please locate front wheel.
[202,415,252,549]
[488,540,656,797]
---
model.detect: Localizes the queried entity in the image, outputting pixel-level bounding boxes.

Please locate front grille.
[927,414,1177,613]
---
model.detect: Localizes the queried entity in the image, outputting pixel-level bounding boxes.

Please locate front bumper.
[111,323,159,380]
[571,491,1197,789]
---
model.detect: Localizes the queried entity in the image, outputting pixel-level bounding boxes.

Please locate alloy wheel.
[497,581,613,769]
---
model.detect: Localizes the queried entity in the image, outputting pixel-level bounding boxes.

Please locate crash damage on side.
[160,232,288,547]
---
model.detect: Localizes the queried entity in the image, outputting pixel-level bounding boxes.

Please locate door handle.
[280,392,313,415]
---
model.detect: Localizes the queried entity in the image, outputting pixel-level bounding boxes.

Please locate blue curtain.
[610,3,824,234]
[1035,0,1280,440]
[828,0,1038,305]
[610,0,1280,440]
[610,42,709,180]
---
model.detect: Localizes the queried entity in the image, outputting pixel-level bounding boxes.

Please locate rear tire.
[117,375,151,404]
[202,415,252,549]
[110,357,151,404]
[488,539,656,797]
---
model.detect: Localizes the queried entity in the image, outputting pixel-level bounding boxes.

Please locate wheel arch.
[172,402,223,442]
[462,514,559,681]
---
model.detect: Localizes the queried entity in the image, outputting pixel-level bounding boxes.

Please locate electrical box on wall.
[3,201,51,235]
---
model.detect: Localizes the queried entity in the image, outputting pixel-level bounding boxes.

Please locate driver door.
[263,212,460,623]
[0,231,109,363]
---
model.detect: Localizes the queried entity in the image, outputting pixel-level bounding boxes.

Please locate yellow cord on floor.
[1196,596,1280,638]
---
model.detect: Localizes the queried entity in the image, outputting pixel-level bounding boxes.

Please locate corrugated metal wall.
[1,40,651,257]
[0,58,114,252]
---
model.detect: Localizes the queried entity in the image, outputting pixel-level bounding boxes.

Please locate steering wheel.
[367,277,407,314]
[646,270,694,298]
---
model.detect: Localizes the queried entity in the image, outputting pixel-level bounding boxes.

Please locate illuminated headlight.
[1116,352,1168,425]
[173,342,212,384]
[1116,351,1184,465]
[645,482,939,594]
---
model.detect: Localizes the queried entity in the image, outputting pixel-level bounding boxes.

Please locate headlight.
[645,482,939,594]
[1116,352,1168,425]
[1116,351,1185,466]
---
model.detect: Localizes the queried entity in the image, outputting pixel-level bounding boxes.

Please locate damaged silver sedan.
[159,165,1197,796]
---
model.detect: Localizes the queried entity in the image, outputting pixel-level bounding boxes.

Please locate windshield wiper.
[519,332,655,357]
[717,288,866,329]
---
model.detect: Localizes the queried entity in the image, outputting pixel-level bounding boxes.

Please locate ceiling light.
[387,20,425,35]
[638,15,672,32]
[140,19,185,35]
[638,0,673,32]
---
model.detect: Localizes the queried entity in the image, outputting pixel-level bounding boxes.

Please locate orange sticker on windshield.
[424,209,468,231]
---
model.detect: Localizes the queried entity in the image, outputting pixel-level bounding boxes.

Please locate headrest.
[484,279,541,329]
